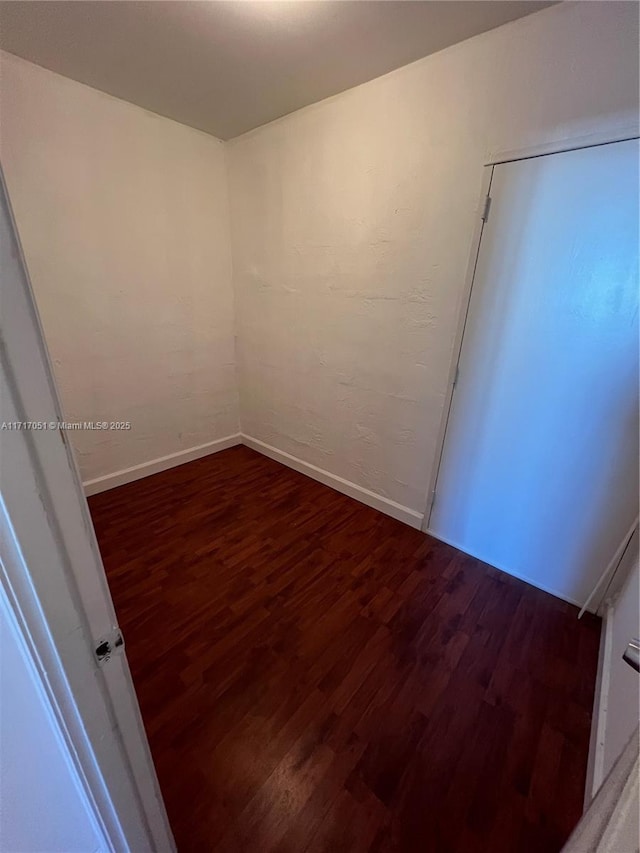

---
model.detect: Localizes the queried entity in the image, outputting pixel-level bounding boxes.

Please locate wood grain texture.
[88,445,601,852]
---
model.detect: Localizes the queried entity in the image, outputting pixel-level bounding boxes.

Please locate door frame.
[421,125,640,540]
[0,168,175,851]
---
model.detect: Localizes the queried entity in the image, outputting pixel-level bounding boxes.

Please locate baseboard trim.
[241,434,424,530]
[83,432,594,610]
[83,432,424,531]
[424,527,585,610]
[83,433,243,496]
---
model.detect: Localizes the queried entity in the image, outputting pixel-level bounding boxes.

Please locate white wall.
[0,588,105,852]
[0,51,238,484]
[227,1,639,515]
[1,3,638,516]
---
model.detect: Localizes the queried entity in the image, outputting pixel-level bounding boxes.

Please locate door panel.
[0,172,174,850]
[431,139,639,607]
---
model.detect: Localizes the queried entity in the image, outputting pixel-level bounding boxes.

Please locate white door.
[430,139,639,608]
[0,584,108,851]
[0,172,174,850]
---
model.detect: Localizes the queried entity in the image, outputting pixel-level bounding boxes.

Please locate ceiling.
[0,1,556,140]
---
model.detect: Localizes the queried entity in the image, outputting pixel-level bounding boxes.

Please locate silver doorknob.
[622,638,640,673]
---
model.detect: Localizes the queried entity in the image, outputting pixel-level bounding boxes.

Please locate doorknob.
[622,638,640,673]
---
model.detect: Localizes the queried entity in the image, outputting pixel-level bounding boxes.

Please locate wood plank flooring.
[88,445,601,853]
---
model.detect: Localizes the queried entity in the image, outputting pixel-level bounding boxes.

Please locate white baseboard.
[241,434,424,530]
[83,431,591,609]
[83,433,242,496]
[423,527,585,610]
[83,432,424,533]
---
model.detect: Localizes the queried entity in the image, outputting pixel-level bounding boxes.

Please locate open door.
[0,169,174,850]
[429,138,639,608]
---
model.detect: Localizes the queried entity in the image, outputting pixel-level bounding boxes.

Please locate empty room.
[1,1,639,852]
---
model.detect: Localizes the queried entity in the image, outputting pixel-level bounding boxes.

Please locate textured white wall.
[0,52,238,483]
[227,1,639,513]
[1,3,638,512]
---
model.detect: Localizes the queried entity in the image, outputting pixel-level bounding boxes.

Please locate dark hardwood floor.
[88,445,600,853]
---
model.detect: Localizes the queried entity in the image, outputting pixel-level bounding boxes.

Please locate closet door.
[430,139,639,607]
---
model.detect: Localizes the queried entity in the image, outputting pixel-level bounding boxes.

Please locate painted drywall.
[0,51,238,482]
[0,588,105,852]
[227,1,639,514]
[1,2,638,516]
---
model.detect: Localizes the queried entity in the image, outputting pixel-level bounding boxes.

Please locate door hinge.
[452,364,460,389]
[429,489,437,514]
[481,195,492,223]
[95,628,124,665]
